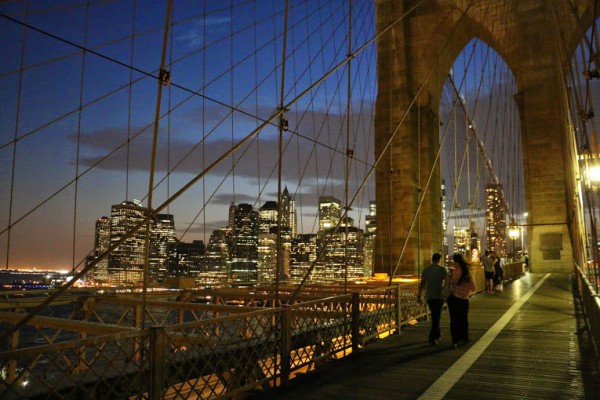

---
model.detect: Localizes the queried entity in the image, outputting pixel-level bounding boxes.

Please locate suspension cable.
[140,0,173,329]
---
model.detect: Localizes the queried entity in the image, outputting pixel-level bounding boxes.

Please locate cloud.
[176,16,232,49]
[68,104,375,186]
[211,192,258,205]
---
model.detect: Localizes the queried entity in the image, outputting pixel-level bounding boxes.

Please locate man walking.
[417,253,448,345]
[481,250,496,293]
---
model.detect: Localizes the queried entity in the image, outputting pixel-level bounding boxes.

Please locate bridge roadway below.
[249,273,600,400]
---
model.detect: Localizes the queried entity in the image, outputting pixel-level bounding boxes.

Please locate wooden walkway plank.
[248,273,600,400]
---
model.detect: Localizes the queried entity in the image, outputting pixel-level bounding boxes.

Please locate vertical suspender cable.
[72,1,91,273]
[416,8,422,276]
[126,0,138,202]
[275,0,290,305]
[344,0,353,293]
[230,1,236,207]
[202,1,207,270]
[141,0,173,329]
[5,2,29,270]
[254,1,261,254]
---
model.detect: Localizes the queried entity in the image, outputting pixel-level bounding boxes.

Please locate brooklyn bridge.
[1,1,599,399]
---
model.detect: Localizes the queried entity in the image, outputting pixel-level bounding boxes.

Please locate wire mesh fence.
[0,283,430,399]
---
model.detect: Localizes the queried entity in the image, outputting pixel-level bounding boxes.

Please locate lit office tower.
[148,214,176,282]
[201,228,231,284]
[258,232,277,283]
[441,180,448,253]
[231,203,259,283]
[290,234,317,283]
[486,183,507,256]
[365,201,377,234]
[281,187,297,238]
[92,216,110,282]
[228,202,237,229]
[319,196,341,230]
[469,220,481,261]
[173,240,205,278]
[453,226,469,254]
[317,223,365,281]
[108,200,147,284]
[259,201,278,233]
[257,196,295,282]
[258,201,278,282]
[364,201,376,277]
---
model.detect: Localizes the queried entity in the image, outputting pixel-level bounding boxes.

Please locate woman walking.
[447,253,476,347]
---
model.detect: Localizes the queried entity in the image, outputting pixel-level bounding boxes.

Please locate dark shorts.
[485,271,495,280]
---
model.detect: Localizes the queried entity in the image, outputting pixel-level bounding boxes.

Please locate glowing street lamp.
[508,225,520,260]
[588,165,600,184]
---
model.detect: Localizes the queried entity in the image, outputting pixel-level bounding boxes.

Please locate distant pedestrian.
[417,253,448,345]
[481,250,496,293]
[447,253,476,348]
[493,252,503,291]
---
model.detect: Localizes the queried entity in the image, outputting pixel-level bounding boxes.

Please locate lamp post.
[521,212,528,257]
[508,226,520,261]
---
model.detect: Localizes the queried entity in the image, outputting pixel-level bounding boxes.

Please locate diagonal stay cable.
[1,0,424,337]
[447,73,514,220]
[293,0,471,296]
[0,12,279,146]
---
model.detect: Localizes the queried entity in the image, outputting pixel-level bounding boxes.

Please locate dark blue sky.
[0,0,378,270]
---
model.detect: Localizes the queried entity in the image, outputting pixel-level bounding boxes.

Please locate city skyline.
[1,1,545,272]
[87,193,371,285]
[0,1,378,270]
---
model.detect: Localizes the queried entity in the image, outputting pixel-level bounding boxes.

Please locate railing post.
[6,325,19,384]
[149,326,165,400]
[395,285,402,335]
[280,306,291,387]
[77,297,93,372]
[351,292,360,353]
[133,303,143,361]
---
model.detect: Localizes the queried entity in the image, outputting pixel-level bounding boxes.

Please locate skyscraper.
[281,186,297,238]
[231,203,259,283]
[257,232,277,283]
[486,183,507,256]
[148,214,176,282]
[453,225,469,254]
[107,200,147,284]
[290,234,317,283]
[364,201,376,277]
[319,196,341,230]
[173,240,205,278]
[441,180,448,254]
[258,201,279,283]
[317,225,365,281]
[201,228,231,284]
[228,202,237,229]
[91,216,110,282]
[257,195,296,282]
[258,201,278,233]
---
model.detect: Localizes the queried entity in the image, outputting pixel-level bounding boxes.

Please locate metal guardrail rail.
[574,264,600,365]
[0,264,530,399]
[0,283,424,399]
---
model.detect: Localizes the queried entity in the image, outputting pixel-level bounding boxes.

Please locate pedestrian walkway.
[248,273,600,399]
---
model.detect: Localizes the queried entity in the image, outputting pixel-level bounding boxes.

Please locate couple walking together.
[417,253,476,347]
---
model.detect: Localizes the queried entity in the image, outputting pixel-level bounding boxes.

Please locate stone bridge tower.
[374,0,596,275]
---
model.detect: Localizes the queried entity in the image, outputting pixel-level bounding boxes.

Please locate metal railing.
[574,264,600,364]
[0,282,426,399]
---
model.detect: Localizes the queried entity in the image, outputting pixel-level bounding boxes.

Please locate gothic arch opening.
[439,38,525,263]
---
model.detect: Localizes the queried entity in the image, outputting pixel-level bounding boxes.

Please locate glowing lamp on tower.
[508,226,520,240]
